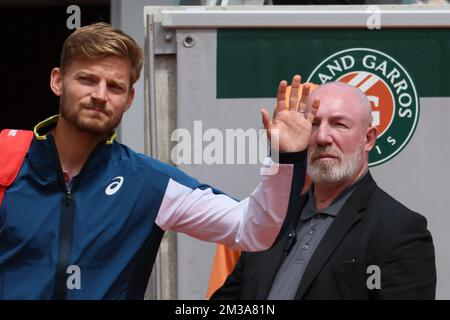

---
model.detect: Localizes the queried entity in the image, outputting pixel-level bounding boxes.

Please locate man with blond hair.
[212,82,436,300]
[0,23,319,299]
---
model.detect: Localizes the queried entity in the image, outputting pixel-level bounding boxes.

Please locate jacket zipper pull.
[65,190,72,206]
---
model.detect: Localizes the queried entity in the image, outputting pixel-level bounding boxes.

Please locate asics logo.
[105,176,124,195]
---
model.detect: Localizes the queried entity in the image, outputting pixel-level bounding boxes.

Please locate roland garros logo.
[307,48,419,166]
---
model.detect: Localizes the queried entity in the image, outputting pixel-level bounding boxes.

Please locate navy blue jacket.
[0,117,306,299]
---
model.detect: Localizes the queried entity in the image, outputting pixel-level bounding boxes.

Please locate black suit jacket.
[212,172,436,300]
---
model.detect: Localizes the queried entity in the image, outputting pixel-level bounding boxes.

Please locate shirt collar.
[301,171,368,221]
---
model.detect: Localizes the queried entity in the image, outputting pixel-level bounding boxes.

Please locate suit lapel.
[294,173,377,299]
[255,194,308,299]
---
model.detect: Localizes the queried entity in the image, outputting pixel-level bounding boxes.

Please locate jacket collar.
[27,115,117,191]
[33,115,116,145]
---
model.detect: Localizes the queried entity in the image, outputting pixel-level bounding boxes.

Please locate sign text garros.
[307,48,419,167]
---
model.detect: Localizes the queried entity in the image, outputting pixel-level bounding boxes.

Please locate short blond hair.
[60,22,143,85]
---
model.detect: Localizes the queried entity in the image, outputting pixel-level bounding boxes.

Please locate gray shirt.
[267,180,360,300]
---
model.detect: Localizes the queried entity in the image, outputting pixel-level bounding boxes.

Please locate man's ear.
[124,87,135,112]
[50,68,63,97]
[365,126,378,152]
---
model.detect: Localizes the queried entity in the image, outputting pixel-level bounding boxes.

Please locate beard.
[59,93,124,137]
[307,142,365,185]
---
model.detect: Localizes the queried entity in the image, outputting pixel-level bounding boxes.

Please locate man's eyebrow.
[74,70,95,77]
[329,114,353,122]
[74,71,127,88]
[107,79,127,88]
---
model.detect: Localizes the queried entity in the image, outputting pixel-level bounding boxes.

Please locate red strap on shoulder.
[0,129,34,204]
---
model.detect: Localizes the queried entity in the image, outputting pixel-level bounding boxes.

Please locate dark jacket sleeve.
[377,213,436,299]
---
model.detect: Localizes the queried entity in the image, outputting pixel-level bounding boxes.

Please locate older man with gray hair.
[212,81,436,300]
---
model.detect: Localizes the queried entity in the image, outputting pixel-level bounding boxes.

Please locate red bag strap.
[0,129,34,205]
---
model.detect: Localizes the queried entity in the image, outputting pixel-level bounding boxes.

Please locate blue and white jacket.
[0,116,306,299]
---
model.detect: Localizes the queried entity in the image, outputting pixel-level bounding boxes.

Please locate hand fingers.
[289,75,301,111]
[275,80,288,114]
[299,83,310,112]
[307,98,320,123]
[261,108,273,134]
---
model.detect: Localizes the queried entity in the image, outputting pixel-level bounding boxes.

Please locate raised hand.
[261,75,320,153]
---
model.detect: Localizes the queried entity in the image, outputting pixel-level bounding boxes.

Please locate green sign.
[217,29,450,165]
[307,48,418,166]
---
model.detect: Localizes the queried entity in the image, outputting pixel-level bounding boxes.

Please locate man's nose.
[91,82,108,103]
[315,124,333,146]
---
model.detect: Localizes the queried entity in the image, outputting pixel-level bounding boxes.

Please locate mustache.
[82,102,110,115]
[309,145,342,162]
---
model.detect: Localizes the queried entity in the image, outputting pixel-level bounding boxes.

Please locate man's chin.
[308,163,345,184]
[77,119,113,136]
[309,171,346,185]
